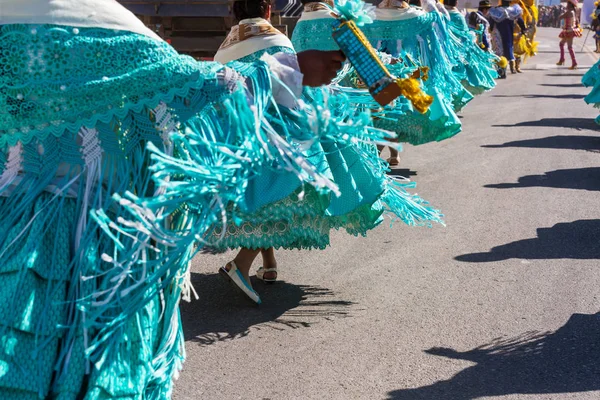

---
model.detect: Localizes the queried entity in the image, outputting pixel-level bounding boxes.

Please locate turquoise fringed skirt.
[209,140,387,251]
[0,193,175,400]
[582,60,600,121]
[0,194,77,400]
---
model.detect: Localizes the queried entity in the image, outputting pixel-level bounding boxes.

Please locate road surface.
[175,27,600,400]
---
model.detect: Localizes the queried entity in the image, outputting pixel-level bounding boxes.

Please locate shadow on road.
[545,73,585,77]
[454,219,600,262]
[388,168,418,177]
[483,135,600,152]
[484,167,600,191]
[538,83,584,88]
[386,312,600,399]
[180,273,354,346]
[492,117,598,130]
[492,94,586,100]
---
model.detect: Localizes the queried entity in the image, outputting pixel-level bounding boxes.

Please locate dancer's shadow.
[538,83,584,88]
[483,135,600,152]
[492,117,598,130]
[180,273,354,346]
[492,94,586,100]
[545,73,586,77]
[484,167,600,191]
[454,219,600,263]
[386,312,600,399]
[387,168,417,178]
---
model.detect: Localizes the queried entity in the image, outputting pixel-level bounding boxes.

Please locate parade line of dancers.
[1,0,597,398]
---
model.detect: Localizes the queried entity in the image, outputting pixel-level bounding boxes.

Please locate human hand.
[296,50,346,87]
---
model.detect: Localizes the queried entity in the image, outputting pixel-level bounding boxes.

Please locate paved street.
[175,27,600,400]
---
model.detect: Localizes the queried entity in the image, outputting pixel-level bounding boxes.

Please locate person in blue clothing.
[489,0,527,75]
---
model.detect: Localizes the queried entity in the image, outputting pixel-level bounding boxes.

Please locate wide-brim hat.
[479,0,492,8]
[566,0,579,7]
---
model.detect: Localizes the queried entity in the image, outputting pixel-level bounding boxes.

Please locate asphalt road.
[174,27,600,400]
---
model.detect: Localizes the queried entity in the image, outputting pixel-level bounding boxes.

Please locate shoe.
[509,60,516,74]
[568,64,578,70]
[497,67,507,79]
[515,58,523,73]
[256,266,278,283]
[556,60,565,66]
[219,261,261,304]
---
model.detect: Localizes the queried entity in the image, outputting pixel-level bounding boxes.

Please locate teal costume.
[211,39,444,251]
[0,20,442,399]
[446,10,498,95]
[362,10,474,112]
[582,60,600,124]
[0,23,293,399]
[292,7,463,145]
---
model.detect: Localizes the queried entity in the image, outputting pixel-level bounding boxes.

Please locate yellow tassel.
[497,56,508,68]
[396,77,433,114]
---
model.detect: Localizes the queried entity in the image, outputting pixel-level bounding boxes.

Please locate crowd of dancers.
[13,0,600,398]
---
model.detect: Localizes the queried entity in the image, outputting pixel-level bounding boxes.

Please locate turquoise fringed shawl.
[333,58,462,145]
[0,24,229,148]
[446,10,498,95]
[292,12,462,144]
[362,11,474,111]
[186,44,444,251]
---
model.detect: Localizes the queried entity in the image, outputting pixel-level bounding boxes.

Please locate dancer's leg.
[260,248,278,280]
[567,37,577,68]
[231,248,261,281]
[515,56,523,73]
[557,38,566,64]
